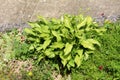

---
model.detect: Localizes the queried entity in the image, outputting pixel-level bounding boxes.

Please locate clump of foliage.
[0,29,30,79]
[71,20,120,80]
[0,29,17,70]
[24,14,105,71]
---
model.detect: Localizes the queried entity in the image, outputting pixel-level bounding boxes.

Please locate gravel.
[0,22,30,32]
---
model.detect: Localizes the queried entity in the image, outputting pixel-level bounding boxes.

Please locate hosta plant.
[24,14,106,70]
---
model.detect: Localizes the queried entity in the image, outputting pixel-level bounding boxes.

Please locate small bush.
[24,14,105,72]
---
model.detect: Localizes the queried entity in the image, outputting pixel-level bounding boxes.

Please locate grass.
[71,21,120,80]
[0,21,120,80]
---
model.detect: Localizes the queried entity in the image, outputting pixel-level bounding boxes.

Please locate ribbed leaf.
[37,54,45,64]
[42,40,51,49]
[37,16,48,24]
[81,40,95,50]
[60,53,71,61]
[41,26,50,33]
[95,28,106,33]
[52,31,61,42]
[50,42,64,49]
[64,43,73,55]
[77,18,86,29]
[36,46,43,51]
[28,22,40,28]
[39,33,50,38]
[29,45,34,50]
[68,59,75,67]
[24,28,35,35]
[64,16,72,30]
[74,55,82,67]
[84,52,89,60]
[76,49,83,56]
[44,49,55,58]
[61,60,67,67]
[67,64,71,70]
[86,16,93,27]
[86,39,101,46]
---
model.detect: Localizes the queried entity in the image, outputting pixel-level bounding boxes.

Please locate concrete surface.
[0,0,120,31]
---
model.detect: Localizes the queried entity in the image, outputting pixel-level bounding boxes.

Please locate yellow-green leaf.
[61,60,67,67]
[37,16,48,24]
[76,49,83,56]
[38,54,44,62]
[64,43,73,55]
[84,52,89,60]
[42,40,51,49]
[68,59,75,67]
[36,46,42,51]
[50,42,64,49]
[60,53,71,61]
[81,40,95,50]
[28,22,40,28]
[52,31,61,42]
[74,55,82,68]
[29,45,34,50]
[77,18,86,29]
[86,39,101,46]
[86,16,93,27]
[44,49,55,58]
[24,28,35,35]
[64,16,72,30]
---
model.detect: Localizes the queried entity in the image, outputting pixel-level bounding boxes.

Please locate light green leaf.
[66,54,72,61]
[86,16,93,27]
[24,28,35,35]
[60,53,71,61]
[37,16,48,24]
[86,39,101,46]
[64,16,72,30]
[36,46,43,51]
[51,18,60,24]
[39,33,49,38]
[81,40,95,50]
[37,54,44,63]
[61,28,69,37]
[34,27,42,33]
[28,22,40,28]
[41,26,50,33]
[77,18,86,29]
[85,51,94,55]
[52,31,61,42]
[95,28,106,33]
[64,43,73,55]
[84,52,89,60]
[42,39,51,49]
[50,42,64,49]
[44,49,55,58]
[67,64,71,70]
[76,49,83,56]
[29,45,34,50]
[74,55,82,68]
[78,14,84,20]
[68,59,75,67]
[61,60,67,67]
[28,37,37,41]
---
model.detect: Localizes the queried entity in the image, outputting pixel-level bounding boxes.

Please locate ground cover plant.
[0,14,120,80]
[24,14,105,72]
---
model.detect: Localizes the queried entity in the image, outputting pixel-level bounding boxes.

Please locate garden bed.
[0,14,120,80]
